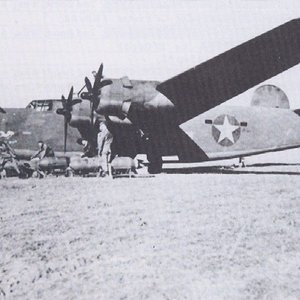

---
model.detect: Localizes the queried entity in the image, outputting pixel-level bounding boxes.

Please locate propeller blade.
[93,63,104,92]
[61,95,68,110]
[85,77,93,92]
[91,97,100,112]
[67,86,74,102]
[56,108,66,115]
[64,118,68,153]
[90,102,94,125]
[0,107,6,114]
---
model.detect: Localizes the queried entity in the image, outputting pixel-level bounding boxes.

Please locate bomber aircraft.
[1,18,300,174]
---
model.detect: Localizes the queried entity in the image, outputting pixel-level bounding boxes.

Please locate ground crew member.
[30,141,55,177]
[97,121,113,177]
[77,138,95,158]
[0,140,21,177]
[31,140,55,160]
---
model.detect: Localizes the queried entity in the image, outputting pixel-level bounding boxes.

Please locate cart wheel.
[65,168,74,177]
[0,169,6,179]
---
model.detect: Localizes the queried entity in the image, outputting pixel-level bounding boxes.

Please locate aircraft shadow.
[163,163,300,175]
[249,162,300,167]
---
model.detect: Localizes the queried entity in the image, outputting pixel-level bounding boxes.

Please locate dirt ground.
[1,173,300,299]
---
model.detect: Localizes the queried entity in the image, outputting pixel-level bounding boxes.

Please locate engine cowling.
[96,98,132,119]
[69,114,91,127]
[68,100,92,127]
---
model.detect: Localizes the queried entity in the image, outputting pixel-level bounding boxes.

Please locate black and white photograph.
[1,0,300,299]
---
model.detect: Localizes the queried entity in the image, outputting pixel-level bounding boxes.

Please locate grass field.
[1,172,300,299]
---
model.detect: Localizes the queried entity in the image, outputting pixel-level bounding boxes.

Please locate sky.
[1,0,300,108]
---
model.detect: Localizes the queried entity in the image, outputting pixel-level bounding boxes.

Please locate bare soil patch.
[1,174,300,299]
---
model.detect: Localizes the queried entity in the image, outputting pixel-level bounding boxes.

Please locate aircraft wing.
[156,19,300,124]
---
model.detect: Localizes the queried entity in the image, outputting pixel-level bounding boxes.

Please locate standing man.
[97,121,114,177]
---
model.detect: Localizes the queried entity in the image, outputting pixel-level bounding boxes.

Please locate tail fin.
[251,85,290,109]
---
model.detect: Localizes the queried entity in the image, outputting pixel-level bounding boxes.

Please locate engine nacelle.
[96,98,132,119]
[69,114,91,127]
[96,92,175,128]
[68,100,92,128]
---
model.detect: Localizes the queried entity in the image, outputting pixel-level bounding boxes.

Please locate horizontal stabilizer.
[293,109,300,117]
[157,19,300,123]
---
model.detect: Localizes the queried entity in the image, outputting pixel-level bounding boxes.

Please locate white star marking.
[214,116,239,144]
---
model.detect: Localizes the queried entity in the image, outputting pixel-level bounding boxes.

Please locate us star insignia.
[212,115,241,146]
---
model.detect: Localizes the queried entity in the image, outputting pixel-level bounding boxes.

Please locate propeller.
[81,63,112,125]
[56,86,82,152]
[0,107,6,114]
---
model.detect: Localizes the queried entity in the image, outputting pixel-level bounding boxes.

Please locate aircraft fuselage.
[2,79,300,165]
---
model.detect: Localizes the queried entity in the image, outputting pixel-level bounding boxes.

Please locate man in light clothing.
[97,121,114,177]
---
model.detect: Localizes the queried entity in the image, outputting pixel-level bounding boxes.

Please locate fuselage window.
[205,119,213,124]
[240,122,248,127]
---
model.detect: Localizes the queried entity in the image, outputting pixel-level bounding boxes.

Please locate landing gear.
[0,169,7,179]
[145,134,163,174]
[239,156,245,168]
[65,167,74,177]
[147,155,162,174]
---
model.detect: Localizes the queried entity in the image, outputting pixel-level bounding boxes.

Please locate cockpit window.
[26,100,53,111]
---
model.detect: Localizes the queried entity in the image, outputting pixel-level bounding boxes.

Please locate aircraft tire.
[65,168,74,177]
[147,157,162,174]
[0,169,7,179]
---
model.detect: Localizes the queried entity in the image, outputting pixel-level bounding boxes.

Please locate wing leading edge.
[156,19,300,124]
